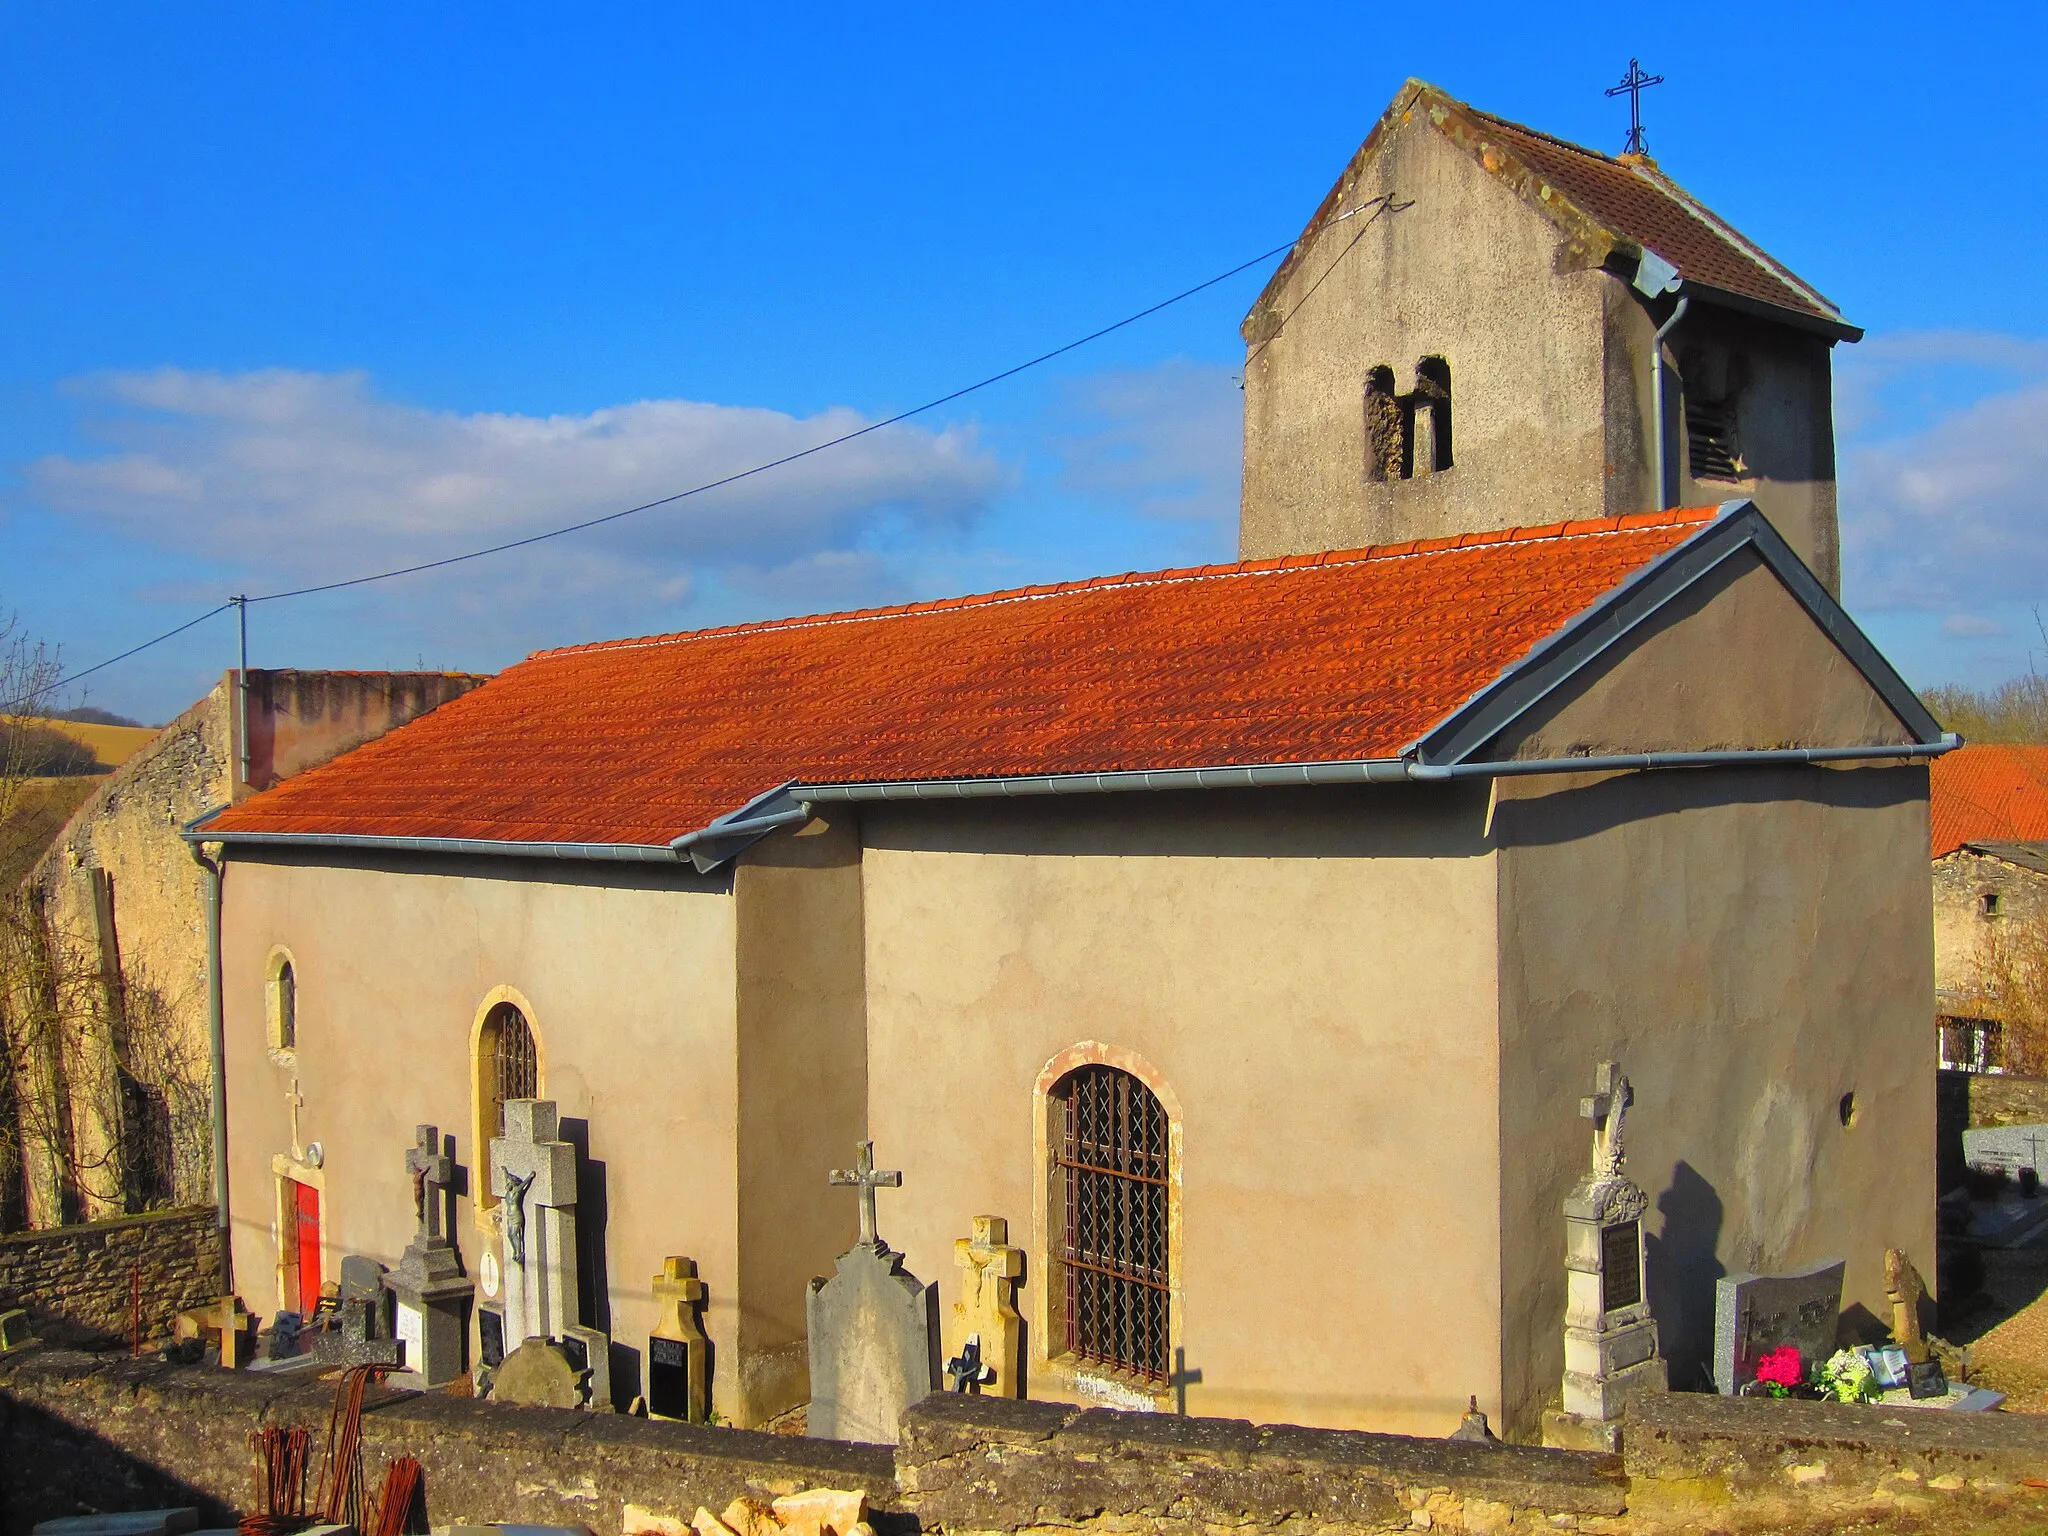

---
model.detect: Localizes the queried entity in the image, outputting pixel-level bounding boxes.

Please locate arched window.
[266,951,298,1057]
[1414,355,1453,474]
[475,1000,539,1209]
[1053,1064,1170,1380]
[1364,364,1402,482]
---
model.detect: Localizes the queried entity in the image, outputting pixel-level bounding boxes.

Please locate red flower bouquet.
[1753,1345,1804,1397]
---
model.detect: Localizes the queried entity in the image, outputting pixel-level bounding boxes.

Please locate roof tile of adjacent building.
[1931,744,2048,858]
[204,506,1722,849]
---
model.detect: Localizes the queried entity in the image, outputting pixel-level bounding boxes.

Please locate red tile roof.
[206,507,1721,849]
[1930,745,2048,858]
[1463,108,1847,329]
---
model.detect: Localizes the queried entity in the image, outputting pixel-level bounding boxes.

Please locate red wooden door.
[293,1181,322,1316]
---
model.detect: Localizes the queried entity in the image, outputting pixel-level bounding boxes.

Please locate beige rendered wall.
[859,788,1503,1437]
[1486,567,1929,1438]
[1494,763,1934,1438]
[1239,115,1614,559]
[218,853,739,1413]
[733,814,869,1426]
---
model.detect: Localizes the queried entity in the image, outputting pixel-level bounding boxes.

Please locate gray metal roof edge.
[797,759,1416,801]
[1411,501,1943,766]
[178,825,682,864]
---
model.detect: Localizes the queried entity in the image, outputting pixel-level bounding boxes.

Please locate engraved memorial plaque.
[648,1335,691,1419]
[1601,1219,1641,1311]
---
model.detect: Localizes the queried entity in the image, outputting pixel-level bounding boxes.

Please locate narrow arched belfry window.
[1053,1063,1170,1380]
[1414,356,1453,474]
[1364,364,1402,482]
[477,1000,539,1208]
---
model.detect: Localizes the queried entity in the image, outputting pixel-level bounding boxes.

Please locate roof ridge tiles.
[528,505,1724,664]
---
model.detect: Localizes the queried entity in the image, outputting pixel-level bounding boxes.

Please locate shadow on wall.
[0,1395,236,1533]
[1647,1160,1725,1392]
[560,1117,627,1410]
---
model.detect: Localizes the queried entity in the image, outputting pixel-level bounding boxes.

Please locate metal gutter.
[798,759,1417,802]
[1405,736,1959,781]
[179,813,684,864]
[1652,295,1690,510]
[188,841,232,1290]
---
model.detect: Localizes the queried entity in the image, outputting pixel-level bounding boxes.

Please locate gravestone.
[1712,1258,1845,1394]
[1,1308,34,1351]
[648,1256,710,1422]
[387,1123,474,1388]
[806,1140,938,1444]
[949,1215,1023,1397]
[1559,1062,1665,1424]
[486,1099,609,1409]
[312,1257,402,1367]
[1963,1122,2048,1176]
[492,1336,585,1408]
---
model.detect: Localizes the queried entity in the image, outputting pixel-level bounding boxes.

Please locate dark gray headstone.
[805,1240,938,1444]
[0,1308,34,1351]
[1712,1259,1845,1395]
[479,1302,507,1368]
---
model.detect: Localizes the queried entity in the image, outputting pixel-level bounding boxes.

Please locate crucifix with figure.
[1605,57,1664,157]
[406,1124,454,1247]
[830,1140,902,1248]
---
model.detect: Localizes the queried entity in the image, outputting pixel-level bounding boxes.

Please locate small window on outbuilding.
[1364,359,1453,483]
[1984,891,2002,918]
[1413,356,1453,474]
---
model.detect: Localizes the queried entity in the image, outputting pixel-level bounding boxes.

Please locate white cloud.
[1839,332,2048,634]
[29,368,1008,643]
[1050,358,1242,531]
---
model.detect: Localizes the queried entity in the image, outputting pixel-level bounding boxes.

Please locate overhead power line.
[2,603,234,714]
[24,230,1312,700]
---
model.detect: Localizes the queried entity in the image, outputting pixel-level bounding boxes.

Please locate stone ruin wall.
[6,1348,2048,1535]
[0,1206,223,1350]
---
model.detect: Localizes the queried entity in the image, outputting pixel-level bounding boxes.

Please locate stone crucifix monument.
[948,1215,1023,1397]
[386,1124,473,1388]
[488,1098,612,1410]
[806,1140,938,1444]
[1555,1061,1665,1443]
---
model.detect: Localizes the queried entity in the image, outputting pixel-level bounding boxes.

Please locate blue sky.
[4,3,2045,722]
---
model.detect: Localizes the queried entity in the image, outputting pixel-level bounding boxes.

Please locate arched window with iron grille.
[1053,1064,1170,1381]
[476,1000,539,1210]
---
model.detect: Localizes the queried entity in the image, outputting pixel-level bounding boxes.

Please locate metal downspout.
[1652,295,1690,509]
[194,844,232,1292]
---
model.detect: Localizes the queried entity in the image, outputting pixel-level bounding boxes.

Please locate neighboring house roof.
[1246,80,1858,343]
[1931,745,2048,857]
[1954,841,2048,879]
[194,502,1938,861]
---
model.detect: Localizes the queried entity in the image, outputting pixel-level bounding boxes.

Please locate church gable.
[1417,502,1939,764]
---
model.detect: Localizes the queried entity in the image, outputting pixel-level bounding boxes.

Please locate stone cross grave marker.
[490,1099,579,1347]
[1712,1258,1845,1394]
[648,1256,709,1422]
[807,1140,937,1444]
[1885,1247,1930,1365]
[829,1139,902,1248]
[949,1214,1022,1398]
[1560,1060,1665,1425]
[389,1123,473,1388]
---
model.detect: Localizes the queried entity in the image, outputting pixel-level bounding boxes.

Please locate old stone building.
[1929,745,2048,1070]
[1240,79,1857,592]
[4,671,483,1230]
[186,82,1944,1443]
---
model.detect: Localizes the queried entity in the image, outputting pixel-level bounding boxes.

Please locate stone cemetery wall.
[1949,1069,2048,1130]
[7,1347,2048,1534]
[1625,1391,2048,1532]
[0,1206,221,1349]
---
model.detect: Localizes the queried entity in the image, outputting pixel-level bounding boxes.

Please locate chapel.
[191,80,1943,1442]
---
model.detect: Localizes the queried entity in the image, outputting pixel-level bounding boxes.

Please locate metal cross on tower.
[829,1139,902,1247]
[1605,58,1664,157]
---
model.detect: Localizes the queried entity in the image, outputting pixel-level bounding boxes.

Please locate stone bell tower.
[1239,79,1859,594]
